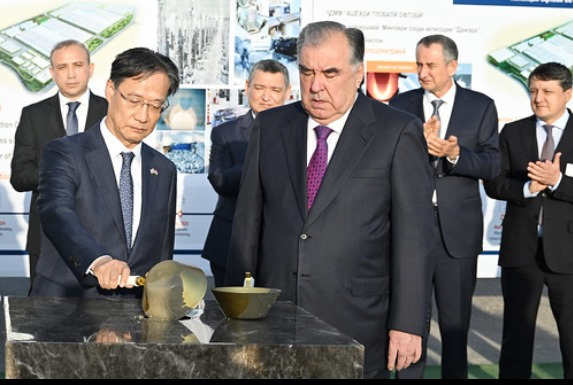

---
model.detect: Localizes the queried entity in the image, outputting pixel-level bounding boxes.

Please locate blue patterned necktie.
[120,152,135,250]
[66,101,80,135]
[307,125,332,211]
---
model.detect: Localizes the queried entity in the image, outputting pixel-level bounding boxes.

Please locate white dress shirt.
[58,90,92,133]
[306,94,357,165]
[101,119,143,244]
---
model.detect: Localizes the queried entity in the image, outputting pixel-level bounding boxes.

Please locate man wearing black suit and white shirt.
[30,47,179,299]
[389,34,500,379]
[10,40,108,292]
[484,62,573,379]
[202,59,291,287]
[225,21,436,379]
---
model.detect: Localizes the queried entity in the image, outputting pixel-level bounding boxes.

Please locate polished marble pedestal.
[4,296,363,379]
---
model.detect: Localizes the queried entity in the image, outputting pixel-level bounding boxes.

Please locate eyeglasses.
[117,90,169,114]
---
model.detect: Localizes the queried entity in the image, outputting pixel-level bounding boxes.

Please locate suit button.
[541,192,547,197]
[300,234,308,240]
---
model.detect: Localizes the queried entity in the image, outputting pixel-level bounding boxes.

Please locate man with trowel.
[29,47,180,299]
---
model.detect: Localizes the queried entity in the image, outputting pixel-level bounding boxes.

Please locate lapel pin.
[150,168,159,176]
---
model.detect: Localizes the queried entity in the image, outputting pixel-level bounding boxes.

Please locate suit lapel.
[555,111,573,158]
[520,115,539,162]
[46,94,66,137]
[137,144,161,247]
[281,106,309,219]
[407,89,425,121]
[520,115,540,160]
[306,93,376,224]
[85,92,107,129]
[239,111,255,142]
[83,127,126,247]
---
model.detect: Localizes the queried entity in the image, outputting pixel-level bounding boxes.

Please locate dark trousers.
[499,239,573,379]
[397,208,478,379]
[433,241,478,379]
[27,251,39,296]
[209,261,226,289]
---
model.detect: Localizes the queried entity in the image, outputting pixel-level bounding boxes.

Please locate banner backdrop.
[1,0,572,277]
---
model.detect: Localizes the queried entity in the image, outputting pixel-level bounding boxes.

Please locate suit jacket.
[225,92,436,378]
[389,84,500,258]
[484,112,573,273]
[34,125,177,298]
[10,92,108,257]
[202,111,254,267]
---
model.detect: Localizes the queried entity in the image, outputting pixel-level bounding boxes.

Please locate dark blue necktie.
[66,101,80,135]
[120,152,135,250]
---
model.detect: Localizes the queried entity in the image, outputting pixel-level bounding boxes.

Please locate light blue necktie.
[120,152,135,250]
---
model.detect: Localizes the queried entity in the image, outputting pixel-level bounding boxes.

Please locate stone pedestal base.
[4,296,363,379]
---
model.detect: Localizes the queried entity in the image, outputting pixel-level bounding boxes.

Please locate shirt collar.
[100,118,142,158]
[537,111,569,131]
[59,89,90,109]
[307,93,358,134]
[424,80,456,106]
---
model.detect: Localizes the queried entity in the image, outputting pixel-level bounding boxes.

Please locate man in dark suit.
[29,47,180,299]
[10,40,108,292]
[389,34,500,379]
[202,59,291,287]
[225,21,436,379]
[484,62,573,379]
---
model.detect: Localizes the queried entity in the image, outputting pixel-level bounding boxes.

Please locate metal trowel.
[127,260,207,322]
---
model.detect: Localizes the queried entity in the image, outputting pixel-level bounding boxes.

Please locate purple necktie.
[307,125,332,211]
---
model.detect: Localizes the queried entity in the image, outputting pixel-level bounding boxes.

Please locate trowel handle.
[127,275,146,287]
[243,272,255,287]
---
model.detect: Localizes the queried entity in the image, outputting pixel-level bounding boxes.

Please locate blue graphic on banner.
[454,0,573,8]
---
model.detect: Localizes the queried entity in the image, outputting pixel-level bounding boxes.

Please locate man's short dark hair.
[297,21,364,69]
[109,47,180,97]
[528,62,573,91]
[417,35,458,63]
[50,39,91,66]
[248,59,290,88]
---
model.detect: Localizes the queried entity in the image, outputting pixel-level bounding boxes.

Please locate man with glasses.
[30,47,180,299]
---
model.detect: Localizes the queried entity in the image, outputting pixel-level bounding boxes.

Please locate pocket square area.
[566,163,573,177]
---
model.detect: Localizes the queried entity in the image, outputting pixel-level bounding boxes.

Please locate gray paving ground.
[427,278,560,367]
[1,277,561,375]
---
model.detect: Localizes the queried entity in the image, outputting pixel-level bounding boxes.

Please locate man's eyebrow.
[298,65,340,74]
